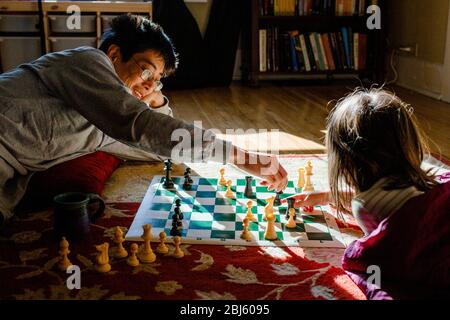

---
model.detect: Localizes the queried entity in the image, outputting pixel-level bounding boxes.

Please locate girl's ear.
[107,45,121,64]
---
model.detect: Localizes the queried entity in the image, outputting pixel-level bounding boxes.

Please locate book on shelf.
[258,27,367,73]
[258,0,376,17]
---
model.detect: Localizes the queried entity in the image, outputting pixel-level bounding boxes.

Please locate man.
[0,14,287,224]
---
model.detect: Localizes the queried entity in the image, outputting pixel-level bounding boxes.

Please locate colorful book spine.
[316,32,329,70]
[299,34,312,71]
[341,27,352,69]
[259,29,267,72]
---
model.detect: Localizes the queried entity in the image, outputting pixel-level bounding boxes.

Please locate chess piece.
[264,213,278,240]
[113,226,128,259]
[182,170,192,190]
[274,190,282,206]
[173,236,184,258]
[244,176,254,198]
[163,159,174,189]
[58,237,72,271]
[139,224,156,263]
[263,196,275,221]
[245,200,257,222]
[286,208,297,228]
[156,231,169,254]
[94,242,111,273]
[219,168,227,186]
[170,204,183,237]
[240,218,252,241]
[303,161,315,192]
[127,243,140,267]
[286,197,296,219]
[297,168,305,188]
[184,167,193,184]
[225,179,234,198]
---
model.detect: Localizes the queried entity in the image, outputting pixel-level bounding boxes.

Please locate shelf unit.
[241,0,386,87]
[0,1,152,73]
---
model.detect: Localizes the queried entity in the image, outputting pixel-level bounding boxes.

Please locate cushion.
[19,151,122,210]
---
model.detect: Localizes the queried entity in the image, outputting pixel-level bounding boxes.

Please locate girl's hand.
[281,191,331,208]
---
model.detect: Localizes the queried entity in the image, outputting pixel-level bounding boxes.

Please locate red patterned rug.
[0,202,366,300]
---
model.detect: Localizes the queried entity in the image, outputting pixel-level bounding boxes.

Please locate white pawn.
[173,236,184,258]
[219,168,227,186]
[286,208,297,228]
[225,179,234,198]
[127,243,140,267]
[240,218,252,241]
[245,201,257,222]
[156,231,169,254]
[264,213,278,240]
[58,237,72,271]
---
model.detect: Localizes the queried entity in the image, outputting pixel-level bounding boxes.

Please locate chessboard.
[125,175,346,248]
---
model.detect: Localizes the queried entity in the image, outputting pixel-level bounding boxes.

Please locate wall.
[388,0,450,102]
[185,0,212,36]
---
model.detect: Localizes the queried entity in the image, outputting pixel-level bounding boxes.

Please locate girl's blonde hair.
[326,87,437,213]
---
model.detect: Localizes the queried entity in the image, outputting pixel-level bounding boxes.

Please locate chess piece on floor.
[156,231,169,254]
[263,196,275,221]
[219,168,227,186]
[139,224,156,263]
[58,237,72,271]
[303,161,315,192]
[245,200,257,222]
[173,236,184,258]
[127,243,140,267]
[286,208,297,228]
[244,176,254,198]
[240,218,252,241]
[163,159,174,189]
[113,226,128,258]
[95,242,111,273]
[297,167,305,188]
[274,190,282,206]
[225,179,234,198]
[264,213,278,240]
[286,197,296,219]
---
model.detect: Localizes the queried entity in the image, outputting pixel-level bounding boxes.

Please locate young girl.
[286,88,449,299]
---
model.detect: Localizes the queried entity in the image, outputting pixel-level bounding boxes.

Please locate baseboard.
[396,55,447,102]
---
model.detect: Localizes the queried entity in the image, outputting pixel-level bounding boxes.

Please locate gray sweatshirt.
[0,47,228,221]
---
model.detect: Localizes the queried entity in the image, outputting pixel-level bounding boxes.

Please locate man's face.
[109,46,165,101]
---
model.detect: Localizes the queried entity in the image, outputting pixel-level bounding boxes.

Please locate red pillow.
[20,151,122,209]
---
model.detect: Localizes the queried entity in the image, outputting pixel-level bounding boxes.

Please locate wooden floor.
[166,83,450,159]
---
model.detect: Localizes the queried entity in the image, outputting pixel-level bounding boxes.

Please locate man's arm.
[30,48,210,161]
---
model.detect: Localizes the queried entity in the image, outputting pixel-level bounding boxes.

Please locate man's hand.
[141,91,165,108]
[230,146,288,192]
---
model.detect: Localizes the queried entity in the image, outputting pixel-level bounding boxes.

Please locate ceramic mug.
[53,192,105,240]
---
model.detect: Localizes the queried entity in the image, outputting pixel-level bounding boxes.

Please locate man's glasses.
[131,57,164,92]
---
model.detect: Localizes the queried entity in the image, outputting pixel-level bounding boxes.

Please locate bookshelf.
[241,0,386,87]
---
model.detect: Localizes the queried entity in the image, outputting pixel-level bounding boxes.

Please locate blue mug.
[53,192,105,241]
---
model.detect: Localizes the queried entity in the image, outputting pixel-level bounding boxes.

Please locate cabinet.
[0,1,152,73]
